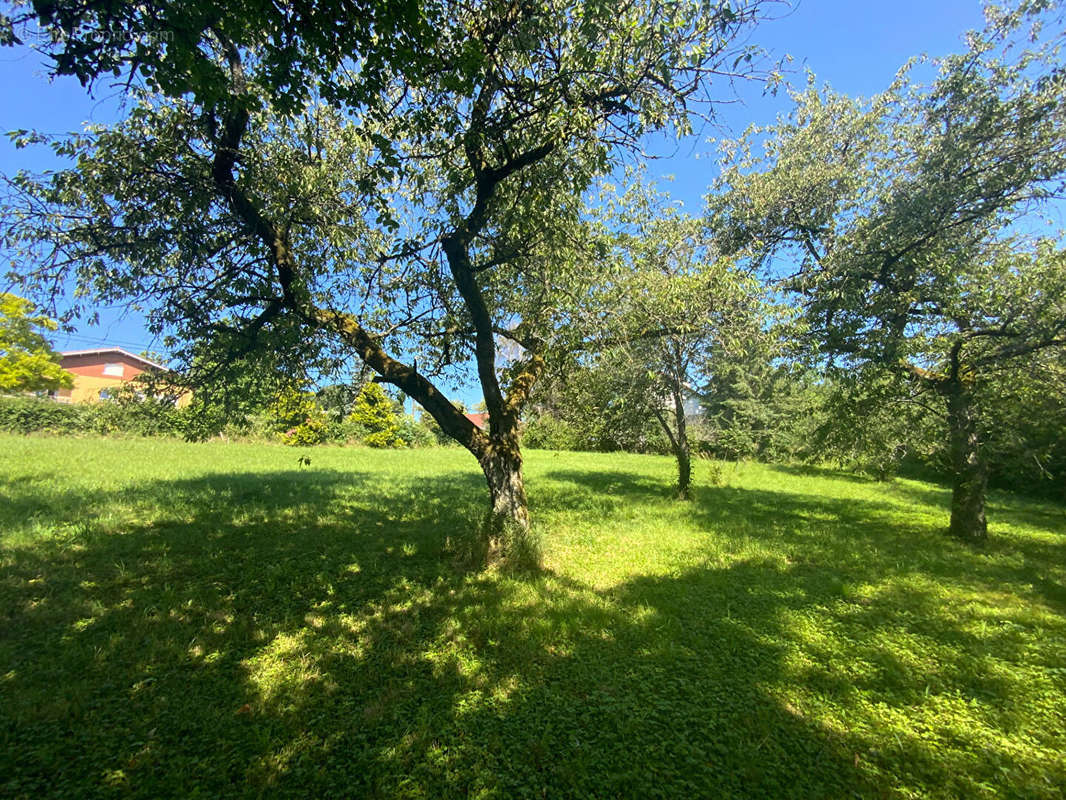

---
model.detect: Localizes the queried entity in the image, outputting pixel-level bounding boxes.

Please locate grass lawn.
[1,435,1064,798]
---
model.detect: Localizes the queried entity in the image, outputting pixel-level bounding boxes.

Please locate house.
[53,348,188,405]
[464,412,489,431]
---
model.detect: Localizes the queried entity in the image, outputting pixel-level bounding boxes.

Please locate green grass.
[1,435,1064,799]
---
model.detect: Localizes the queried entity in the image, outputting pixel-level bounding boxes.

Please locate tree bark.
[479,429,530,535]
[671,385,692,500]
[944,378,988,542]
[652,387,692,500]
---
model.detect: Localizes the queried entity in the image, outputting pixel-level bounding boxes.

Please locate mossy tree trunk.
[479,428,530,536]
[945,378,988,543]
[670,384,692,500]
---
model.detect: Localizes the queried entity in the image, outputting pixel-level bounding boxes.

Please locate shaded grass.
[1,435,1064,798]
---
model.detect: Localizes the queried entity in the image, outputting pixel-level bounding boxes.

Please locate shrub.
[347,383,402,448]
[266,388,329,446]
[280,416,328,446]
[396,415,438,447]
[0,393,186,438]
[521,413,583,451]
[0,395,93,434]
[89,384,185,437]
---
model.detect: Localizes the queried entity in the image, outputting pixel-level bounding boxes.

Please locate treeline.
[524,346,1066,501]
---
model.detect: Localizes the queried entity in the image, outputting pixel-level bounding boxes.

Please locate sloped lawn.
[1,435,1064,798]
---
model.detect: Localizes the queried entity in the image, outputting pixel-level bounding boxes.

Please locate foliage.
[521,412,587,452]
[2,436,1064,797]
[0,391,185,437]
[317,378,369,422]
[527,354,669,454]
[976,348,1066,499]
[266,388,329,446]
[347,382,402,448]
[395,414,439,448]
[90,382,186,437]
[0,293,72,393]
[0,394,92,433]
[709,2,1066,538]
[808,371,945,481]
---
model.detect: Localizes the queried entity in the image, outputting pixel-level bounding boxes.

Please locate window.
[102,363,124,377]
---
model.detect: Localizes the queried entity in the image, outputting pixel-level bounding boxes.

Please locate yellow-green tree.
[348,383,401,448]
[0,293,73,393]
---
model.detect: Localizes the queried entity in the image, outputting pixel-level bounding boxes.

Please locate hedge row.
[0,395,445,448]
[0,395,186,437]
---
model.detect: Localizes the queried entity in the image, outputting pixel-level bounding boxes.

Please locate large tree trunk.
[480,435,530,533]
[945,379,988,543]
[475,422,537,565]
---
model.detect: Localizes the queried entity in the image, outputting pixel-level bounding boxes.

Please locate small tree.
[597,183,764,498]
[348,383,402,448]
[0,293,73,394]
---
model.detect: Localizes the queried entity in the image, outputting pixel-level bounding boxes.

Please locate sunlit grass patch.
[1,434,1064,798]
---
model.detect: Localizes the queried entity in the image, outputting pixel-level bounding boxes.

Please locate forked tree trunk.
[945,379,988,543]
[653,387,692,500]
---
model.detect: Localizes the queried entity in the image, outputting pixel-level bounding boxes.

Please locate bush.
[0,395,94,434]
[280,416,328,446]
[90,385,186,437]
[347,383,402,448]
[0,393,188,438]
[521,413,583,450]
[266,388,329,446]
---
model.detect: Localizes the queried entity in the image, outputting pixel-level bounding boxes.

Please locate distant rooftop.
[60,347,170,373]
[465,412,489,430]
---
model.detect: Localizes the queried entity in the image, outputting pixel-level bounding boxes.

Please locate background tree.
[0,292,72,393]
[348,382,403,448]
[709,2,1066,541]
[525,354,668,454]
[973,346,1066,498]
[3,0,778,562]
[601,184,764,499]
[699,318,825,463]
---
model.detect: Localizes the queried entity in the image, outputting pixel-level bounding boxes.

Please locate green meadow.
[1,435,1064,798]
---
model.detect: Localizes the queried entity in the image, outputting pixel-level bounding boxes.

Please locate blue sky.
[0,0,989,405]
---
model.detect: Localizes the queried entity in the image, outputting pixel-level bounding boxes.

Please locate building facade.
[54,348,185,404]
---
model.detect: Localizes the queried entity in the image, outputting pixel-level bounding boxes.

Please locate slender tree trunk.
[671,386,692,500]
[944,379,988,542]
[652,387,692,500]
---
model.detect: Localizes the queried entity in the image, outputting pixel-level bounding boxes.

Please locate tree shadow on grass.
[2,463,1064,798]
[765,462,880,486]
[0,465,883,799]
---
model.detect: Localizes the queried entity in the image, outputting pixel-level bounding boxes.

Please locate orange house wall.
[56,353,190,406]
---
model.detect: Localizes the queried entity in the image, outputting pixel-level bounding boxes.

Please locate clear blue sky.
[0,0,988,405]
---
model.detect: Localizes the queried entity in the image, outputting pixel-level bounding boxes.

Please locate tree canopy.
[708,1,1066,539]
[0,292,72,393]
